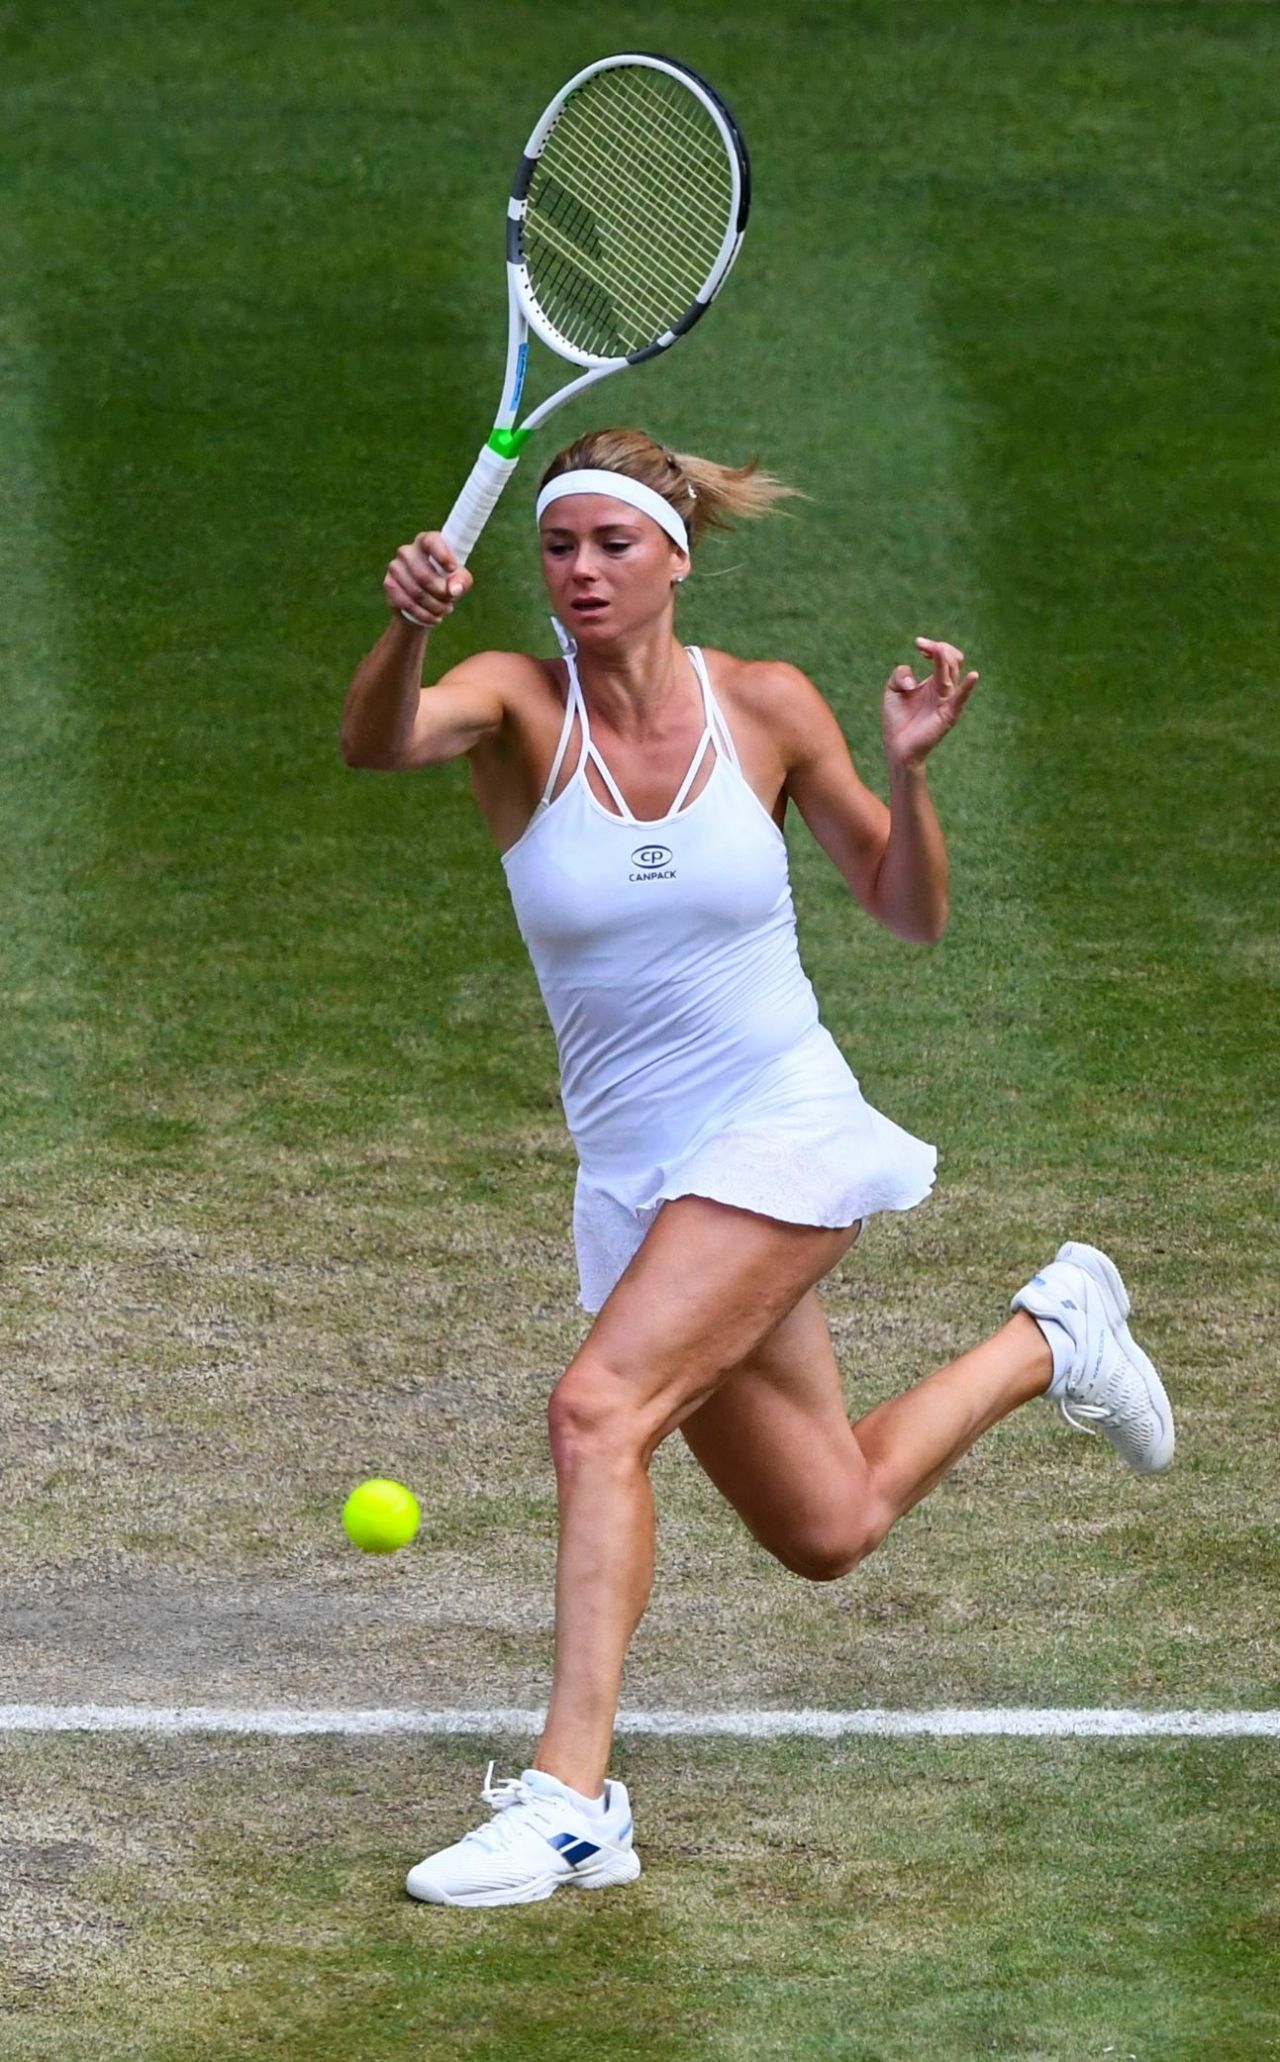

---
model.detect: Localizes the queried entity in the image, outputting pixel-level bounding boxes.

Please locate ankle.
[1008,1311,1057,1397]
[531,1758,608,1811]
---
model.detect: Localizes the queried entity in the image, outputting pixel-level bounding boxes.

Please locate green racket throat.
[487,427,532,459]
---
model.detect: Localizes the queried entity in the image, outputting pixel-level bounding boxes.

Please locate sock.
[527,1768,608,1819]
[562,1779,608,1822]
[1035,1315,1077,1398]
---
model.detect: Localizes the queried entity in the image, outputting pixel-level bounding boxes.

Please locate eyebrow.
[540,521,644,537]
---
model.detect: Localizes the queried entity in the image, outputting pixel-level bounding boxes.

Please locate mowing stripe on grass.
[3,1704,1278,1738]
[0,266,97,1168]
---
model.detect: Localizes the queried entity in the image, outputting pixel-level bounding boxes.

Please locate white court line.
[1,1705,1278,1739]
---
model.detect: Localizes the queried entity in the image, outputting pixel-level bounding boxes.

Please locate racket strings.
[524,67,735,356]
[527,203,701,353]
[587,67,732,217]
[558,71,731,230]
[529,221,628,358]
[527,148,719,348]
[543,121,725,302]
[546,82,728,317]
[540,130,725,273]
[526,153,720,353]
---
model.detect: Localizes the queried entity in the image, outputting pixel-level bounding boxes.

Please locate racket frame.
[509,52,751,385]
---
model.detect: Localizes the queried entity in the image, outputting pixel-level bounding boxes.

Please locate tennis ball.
[342,1477,421,1554]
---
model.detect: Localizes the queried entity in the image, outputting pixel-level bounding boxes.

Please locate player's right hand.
[385,531,474,628]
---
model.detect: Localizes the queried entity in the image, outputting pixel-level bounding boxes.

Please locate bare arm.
[870,760,950,945]
[780,639,978,945]
[340,528,509,770]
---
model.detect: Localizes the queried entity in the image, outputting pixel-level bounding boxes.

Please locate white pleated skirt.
[571,1025,937,1313]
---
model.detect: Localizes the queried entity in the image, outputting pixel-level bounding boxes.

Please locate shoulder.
[700,649,848,773]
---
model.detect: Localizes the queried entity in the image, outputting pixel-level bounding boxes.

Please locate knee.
[547,1360,653,1476]
[775,1515,883,1584]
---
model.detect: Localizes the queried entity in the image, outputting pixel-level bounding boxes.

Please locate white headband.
[535,469,689,553]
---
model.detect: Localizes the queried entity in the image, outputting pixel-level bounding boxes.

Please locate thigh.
[679,1288,874,1572]
[570,1195,859,1453]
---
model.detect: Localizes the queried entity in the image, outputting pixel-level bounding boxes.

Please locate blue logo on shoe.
[548,1831,600,1866]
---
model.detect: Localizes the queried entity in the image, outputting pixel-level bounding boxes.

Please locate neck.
[573,619,688,738]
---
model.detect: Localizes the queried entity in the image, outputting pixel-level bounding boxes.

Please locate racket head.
[508,53,751,371]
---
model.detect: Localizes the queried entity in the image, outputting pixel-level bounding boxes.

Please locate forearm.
[341,615,431,768]
[869,763,949,944]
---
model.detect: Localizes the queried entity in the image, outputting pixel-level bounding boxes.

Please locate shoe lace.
[461,1762,541,1854]
[1059,1398,1105,1438]
[1059,1391,1154,1451]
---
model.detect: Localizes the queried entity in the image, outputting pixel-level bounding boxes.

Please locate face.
[538,495,690,643]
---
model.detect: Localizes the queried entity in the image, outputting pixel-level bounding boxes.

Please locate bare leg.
[534,1200,859,1795]
[683,1299,1051,1576]
[540,1423,658,1793]
[535,1202,1051,1795]
[852,1312,1051,1525]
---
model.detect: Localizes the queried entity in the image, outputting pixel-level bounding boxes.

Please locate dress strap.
[539,660,581,808]
[557,633,636,820]
[549,613,577,658]
[686,645,741,771]
[666,664,714,816]
[584,742,636,821]
[546,608,594,791]
[561,639,634,814]
[556,639,726,822]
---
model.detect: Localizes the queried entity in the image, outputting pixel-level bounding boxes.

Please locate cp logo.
[631,845,673,871]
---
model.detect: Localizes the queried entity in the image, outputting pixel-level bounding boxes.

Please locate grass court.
[1,2,1277,2056]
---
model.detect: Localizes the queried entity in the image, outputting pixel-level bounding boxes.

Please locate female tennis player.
[341,428,1174,1908]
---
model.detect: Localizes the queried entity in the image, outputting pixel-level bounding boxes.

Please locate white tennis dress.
[501,639,937,1311]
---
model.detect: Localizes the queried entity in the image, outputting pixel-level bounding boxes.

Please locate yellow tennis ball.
[342,1478,421,1554]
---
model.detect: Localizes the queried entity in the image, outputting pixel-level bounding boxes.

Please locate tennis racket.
[402,52,750,617]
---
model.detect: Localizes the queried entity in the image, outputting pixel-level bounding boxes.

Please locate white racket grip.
[441,441,522,566]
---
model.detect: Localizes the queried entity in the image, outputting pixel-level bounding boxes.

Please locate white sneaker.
[405,1763,641,1907]
[1012,1241,1175,1474]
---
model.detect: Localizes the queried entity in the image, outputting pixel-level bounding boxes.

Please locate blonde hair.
[538,427,797,551]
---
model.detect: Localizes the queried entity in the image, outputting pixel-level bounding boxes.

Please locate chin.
[567,613,623,643]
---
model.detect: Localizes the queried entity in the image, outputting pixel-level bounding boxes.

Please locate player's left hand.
[882,638,979,772]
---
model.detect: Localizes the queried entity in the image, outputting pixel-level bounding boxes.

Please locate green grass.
[4,1734,1279,2061]
[1,1,1278,2055]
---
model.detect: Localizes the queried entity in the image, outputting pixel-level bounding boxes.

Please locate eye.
[604,540,632,555]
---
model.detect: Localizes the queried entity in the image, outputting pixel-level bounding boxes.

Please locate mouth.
[570,596,609,618]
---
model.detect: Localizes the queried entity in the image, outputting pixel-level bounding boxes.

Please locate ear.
[671,550,692,587]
